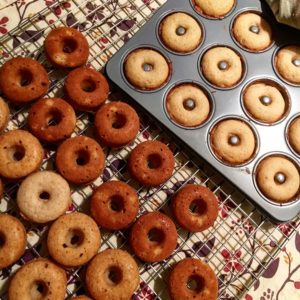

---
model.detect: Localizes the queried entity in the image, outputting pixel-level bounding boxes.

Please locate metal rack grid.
[0,0,299,299]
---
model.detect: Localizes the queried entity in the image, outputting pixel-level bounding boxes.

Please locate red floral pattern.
[221,249,244,273]
[0,17,9,35]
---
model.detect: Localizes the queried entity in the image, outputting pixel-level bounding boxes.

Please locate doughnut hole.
[187,275,205,293]
[62,38,77,53]
[75,149,90,166]
[0,231,6,247]
[63,229,84,248]
[80,78,97,93]
[111,113,127,129]
[147,227,165,244]
[39,191,50,201]
[46,109,63,127]
[30,281,48,299]
[109,195,124,212]
[18,69,33,87]
[106,266,123,285]
[147,153,162,169]
[9,145,25,161]
[189,198,207,215]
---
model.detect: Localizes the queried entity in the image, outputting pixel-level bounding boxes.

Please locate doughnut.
[128,140,175,186]
[0,213,27,269]
[64,67,109,111]
[159,12,202,53]
[86,249,139,300]
[0,178,3,200]
[0,130,44,180]
[275,45,300,84]
[210,119,257,165]
[288,116,300,155]
[171,184,218,232]
[256,155,300,202]
[44,27,89,68]
[124,48,170,90]
[130,211,177,262]
[91,180,139,230]
[168,258,218,300]
[201,46,244,88]
[8,259,67,300]
[0,57,49,103]
[94,101,140,148]
[17,171,71,223]
[71,297,92,300]
[232,12,273,52]
[47,212,101,267]
[56,136,105,184]
[0,97,9,132]
[193,0,235,18]
[28,97,76,143]
[243,81,288,123]
[166,84,211,127]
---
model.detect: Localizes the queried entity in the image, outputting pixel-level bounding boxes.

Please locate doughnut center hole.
[31,281,48,299]
[183,98,196,111]
[112,113,127,129]
[75,150,90,166]
[109,195,124,212]
[142,63,153,72]
[0,232,6,247]
[189,198,207,215]
[147,228,164,243]
[147,154,162,169]
[19,69,33,86]
[47,110,62,126]
[187,275,205,292]
[107,266,123,285]
[63,38,77,53]
[63,229,84,248]
[39,191,50,201]
[81,79,96,93]
[11,145,25,161]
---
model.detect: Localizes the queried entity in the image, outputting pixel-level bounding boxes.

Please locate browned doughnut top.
[91,180,139,230]
[168,258,218,300]
[94,102,140,148]
[171,184,218,232]
[0,213,27,269]
[130,211,177,262]
[8,259,67,300]
[128,140,175,186]
[0,57,49,103]
[71,297,92,300]
[56,136,105,184]
[64,67,109,111]
[44,27,89,68]
[28,97,76,143]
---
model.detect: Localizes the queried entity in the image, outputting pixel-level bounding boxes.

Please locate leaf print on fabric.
[296,232,300,252]
[86,2,105,21]
[262,257,279,278]
[45,0,71,16]
[116,19,136,31]
[0,17,9,34]
[19,30,44,42]
[221,249,244,273]
[133,281,156,300]
[192,237,215,257]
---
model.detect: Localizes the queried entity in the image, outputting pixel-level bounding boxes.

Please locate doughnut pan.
[106,0,300,222]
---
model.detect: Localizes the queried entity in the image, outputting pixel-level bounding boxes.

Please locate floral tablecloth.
[0,1,300,299]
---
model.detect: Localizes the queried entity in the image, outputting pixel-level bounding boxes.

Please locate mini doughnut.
[64,67,109,111]
[288,116,300,155]
[124,48,170,90]
[159,12,202,53]
[275,45,300,84]
[128,140,175,186]
[56,136,105,184]
[210,119,257,165]
[166,84,211,127]
[0,214,27,269]
[130,211,177,262]
[94,102,140,148]
[201,46,244,88]
[232,12,273,52]
[91,180,139,230]
[256,155,300,202]
[28,97,76,143]
[47,212,101,267]
[8,259,67,300]
[243,81,287,123]
[17,171,71,223]
[0,130,44,180]
[86,249,139,300]
[44,27,89,68]
[171,184,218,232]
[0,57,49,103]
[168,258,218,300]
[193,0,235,18]
[0,97,9,132]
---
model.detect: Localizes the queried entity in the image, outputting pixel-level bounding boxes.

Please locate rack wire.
[0,0,299,299]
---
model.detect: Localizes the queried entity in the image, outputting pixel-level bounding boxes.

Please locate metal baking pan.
[106,0,300,222]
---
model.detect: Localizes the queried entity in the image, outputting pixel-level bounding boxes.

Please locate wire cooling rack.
[0,0,299,299]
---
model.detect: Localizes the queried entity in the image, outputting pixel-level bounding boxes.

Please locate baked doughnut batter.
[193,0,235,18]
[288,116,300,155]
[0,97,9,132]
